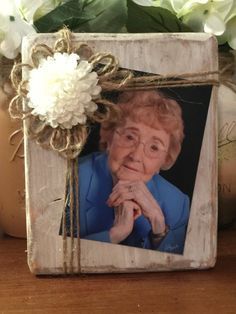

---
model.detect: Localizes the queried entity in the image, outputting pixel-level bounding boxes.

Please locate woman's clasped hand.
[107,180,166,243]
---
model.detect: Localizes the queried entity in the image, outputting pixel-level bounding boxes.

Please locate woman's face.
[108,119,170,182]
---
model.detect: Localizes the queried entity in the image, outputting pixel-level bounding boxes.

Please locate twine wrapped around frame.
[8,28,226,274]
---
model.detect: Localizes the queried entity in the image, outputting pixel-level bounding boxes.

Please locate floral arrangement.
[0,0,235,60]
[9,28,134,158]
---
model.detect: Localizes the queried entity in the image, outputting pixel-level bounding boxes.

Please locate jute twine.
[7,27,235,275]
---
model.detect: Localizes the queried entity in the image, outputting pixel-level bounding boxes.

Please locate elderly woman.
[76,90,189,254]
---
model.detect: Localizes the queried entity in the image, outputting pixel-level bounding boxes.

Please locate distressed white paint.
[23,33,218,274]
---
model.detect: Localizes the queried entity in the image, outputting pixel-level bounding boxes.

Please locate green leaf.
[34,0,95,33]
[76,0,127,33]
[127,0,192,33]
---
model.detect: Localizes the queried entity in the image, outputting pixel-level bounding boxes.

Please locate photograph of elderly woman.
[64,85,211,255]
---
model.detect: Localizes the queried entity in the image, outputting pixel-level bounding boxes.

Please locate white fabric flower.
[0,2,36,59]
[27,52,101,129]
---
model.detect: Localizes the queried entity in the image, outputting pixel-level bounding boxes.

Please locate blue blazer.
[72,152,189,254]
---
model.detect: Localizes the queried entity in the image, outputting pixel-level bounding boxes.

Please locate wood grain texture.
[22,33,218,274]
[0,229,235,313]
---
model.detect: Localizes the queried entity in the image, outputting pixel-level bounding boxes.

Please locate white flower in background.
[132,0,160,6]
[170,0,209,17]
[133,0,236,49]
[219,2,236,49]
[176,0,236,48]
[174,0,234,36]
[224,16,236,49]
[27,52,101,129]
[15,0,63,24]
[0,2,36,59]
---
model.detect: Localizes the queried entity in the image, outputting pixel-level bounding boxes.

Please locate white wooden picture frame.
[23,33,218,274]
